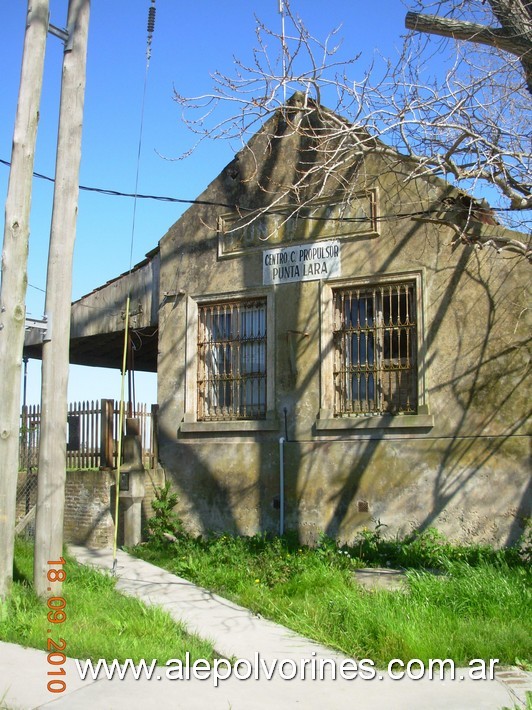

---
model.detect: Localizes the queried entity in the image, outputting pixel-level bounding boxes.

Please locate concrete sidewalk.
[1,545,530,710]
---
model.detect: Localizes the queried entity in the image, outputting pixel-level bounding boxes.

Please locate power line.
[0,157,522,216]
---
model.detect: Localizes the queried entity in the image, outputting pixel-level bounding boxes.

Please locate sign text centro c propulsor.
[263,239,341,285]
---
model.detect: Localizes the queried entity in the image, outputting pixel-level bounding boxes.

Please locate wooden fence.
[19,400,158,470]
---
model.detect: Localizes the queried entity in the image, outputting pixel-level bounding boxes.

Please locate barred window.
[333,282,417,416]
[197,299,267,421]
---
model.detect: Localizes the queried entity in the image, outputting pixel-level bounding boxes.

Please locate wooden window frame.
[332,281,418,416]
[317,272,433,431]
[181,290,278,433]
[197,298,267,421]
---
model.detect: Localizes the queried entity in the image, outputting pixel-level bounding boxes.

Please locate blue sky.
[1,1,409,406]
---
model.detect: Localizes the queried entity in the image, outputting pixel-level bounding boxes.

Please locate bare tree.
[172,0,530,259]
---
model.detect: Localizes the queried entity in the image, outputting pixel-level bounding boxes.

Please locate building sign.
[218,190,377,257]
[263,240,341,285]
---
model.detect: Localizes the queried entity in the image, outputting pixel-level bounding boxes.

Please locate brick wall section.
[63,470,115,548]
[16,468,165,549]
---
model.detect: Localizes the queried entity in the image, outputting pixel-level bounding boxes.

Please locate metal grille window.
[333,282,417,416]
[198,299,267,420]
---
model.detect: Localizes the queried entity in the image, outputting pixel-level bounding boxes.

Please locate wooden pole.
[150,404,159,470]
[0,0,49,601]
[100,399,114,469]
[34,0,91,599]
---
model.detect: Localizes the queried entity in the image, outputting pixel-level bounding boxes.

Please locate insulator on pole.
[147,5,156,35]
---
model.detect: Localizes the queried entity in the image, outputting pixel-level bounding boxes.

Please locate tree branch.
[405,10,532,92]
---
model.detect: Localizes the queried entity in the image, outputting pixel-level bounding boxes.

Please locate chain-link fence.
[16,405,40,539]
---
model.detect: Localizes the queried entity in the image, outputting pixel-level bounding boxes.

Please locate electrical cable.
[128,0,155,273]
[112,0,156,575]
[0,157,521,216]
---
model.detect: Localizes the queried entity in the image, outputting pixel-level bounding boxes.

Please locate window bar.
[251,306,256,417]
[344,290,350,413]
[352,290,357,413]
[205,306,210,418]
[227,302,234,418]
[338,291,346,415]
[219,305,224,418]
[226,303,231,418]
[243,305,248,419]
[334,292,340,415]
[349,290,356,414]
[405,284,413,411]
[214,304,220,418]
[370,288,376,413]
[352,292,356,413]
[211,304,217,418]
[360,291,364,413]
[246,306,252,418]
[198,299,267,421]
[252,309,257,417]
[334,282,417,417]
[199,306,205,419]
[347,291,352,414]
[385,285,392,412]
[229,303,234,418]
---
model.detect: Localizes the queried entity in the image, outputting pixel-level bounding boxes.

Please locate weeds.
[132,524,531,668]
[351,522,528,571]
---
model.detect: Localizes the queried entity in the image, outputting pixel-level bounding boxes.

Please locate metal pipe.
[279,437,285,536]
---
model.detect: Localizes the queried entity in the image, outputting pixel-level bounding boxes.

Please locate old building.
[26,95,531,546]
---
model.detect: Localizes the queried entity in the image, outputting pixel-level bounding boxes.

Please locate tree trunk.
[34,0,91,599]
[0,0,49,601]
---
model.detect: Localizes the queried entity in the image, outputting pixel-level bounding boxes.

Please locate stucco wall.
[169,437,529,546]
[155,109,531,546]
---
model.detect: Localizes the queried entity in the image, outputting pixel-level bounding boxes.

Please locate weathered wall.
[171,437,529,546]
[16,468,165,548]
[156,107,531,546]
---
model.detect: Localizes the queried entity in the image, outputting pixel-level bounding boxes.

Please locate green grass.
[131,528,531,669]
[0,537,215,663]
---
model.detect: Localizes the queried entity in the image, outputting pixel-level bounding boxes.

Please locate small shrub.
[515,518,531,565]
[146,481,184,545]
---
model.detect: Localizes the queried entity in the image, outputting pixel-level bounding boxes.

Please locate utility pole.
[0,0,49,601]
[34,0,91,598]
